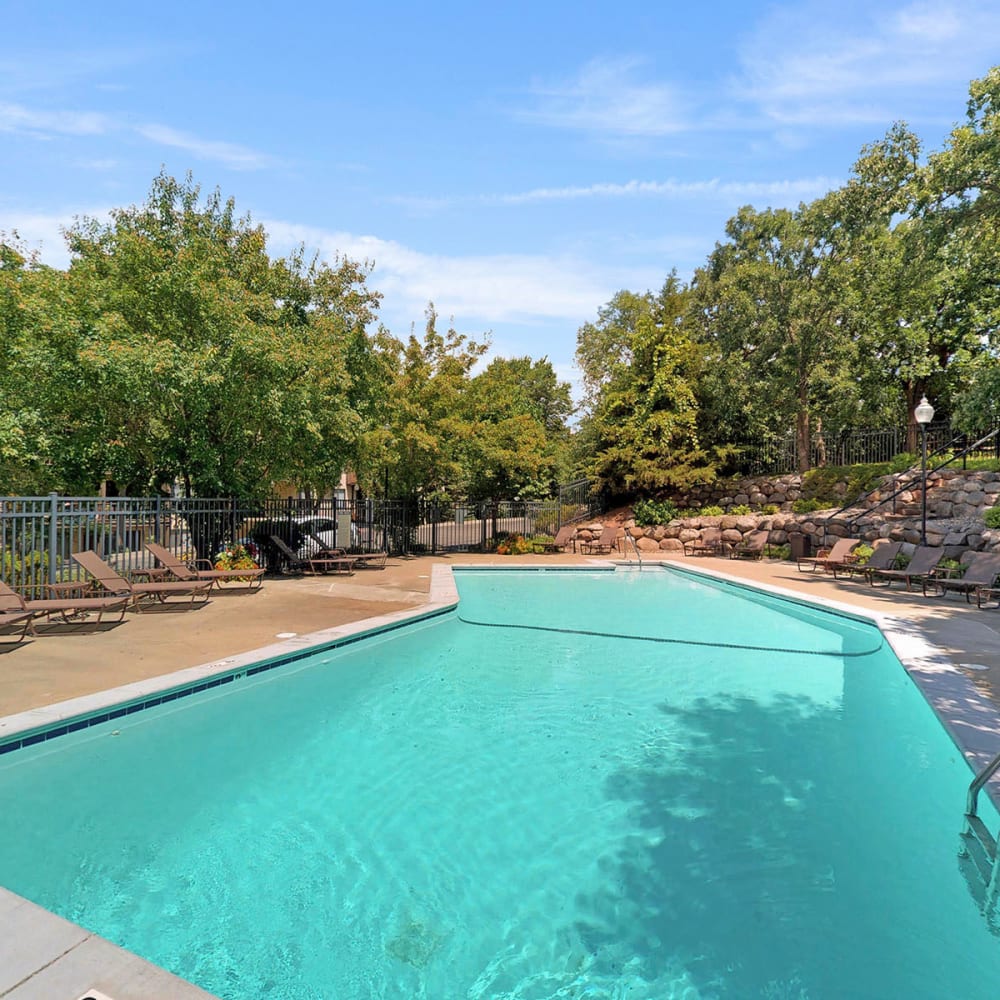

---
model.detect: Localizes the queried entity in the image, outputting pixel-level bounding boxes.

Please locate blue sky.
[2,1,998,395]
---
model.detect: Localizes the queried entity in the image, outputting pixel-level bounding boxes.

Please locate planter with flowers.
[212,542,260,582]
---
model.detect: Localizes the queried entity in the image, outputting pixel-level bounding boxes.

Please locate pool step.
[961,813,1000,924]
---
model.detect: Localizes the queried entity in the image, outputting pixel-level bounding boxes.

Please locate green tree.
[463,356,574,500]
[692,202,857,472]
[370,305,488,499]
[0,239,91,493]
[63,172,381,497]
[575,277,713,496]
[920,67,1000,435]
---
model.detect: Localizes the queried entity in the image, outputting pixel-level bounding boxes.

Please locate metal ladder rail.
[963,748,1000,908]
[622,527,643,569]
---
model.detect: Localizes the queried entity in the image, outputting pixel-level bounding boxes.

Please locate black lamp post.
[914,395,935,545]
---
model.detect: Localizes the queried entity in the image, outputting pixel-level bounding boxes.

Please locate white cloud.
[387,175,839,215]
[0,96,275,172]
[488,176,839,205]
[0,101,110,135]
[263,219,660,334]
[516,56,688,136]
[135,124,274,170]
[736,1,1000,127]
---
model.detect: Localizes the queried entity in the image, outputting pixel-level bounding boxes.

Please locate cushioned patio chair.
[921,552,1000,605]
[684,527,723,557]
[579,524,619,555]
[796,537,860,573]
[269,535,357,575]
[831,540,902,580]
[71,550,211,610]
[866,545,943,591]
[0,578,129,628]
[728,529,770,560]
[144,542,264,590]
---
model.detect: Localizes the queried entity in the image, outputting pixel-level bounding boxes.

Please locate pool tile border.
[0,594,458,755]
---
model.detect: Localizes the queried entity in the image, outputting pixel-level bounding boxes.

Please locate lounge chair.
[729,529,770,560]
[579,524,619,555]
[269,535,357,575]
[0,578,129,628]
[832,541,902,580]
[71,550,211,610]
[541,525,577,553]
[144,542,265,590]
[797,537,860,573]
[684,527,723,557]
[0,606,32,644]
[866,545,943,591]
[921,552,1000,604]
[347,549,388,570]
[306,532,387,570]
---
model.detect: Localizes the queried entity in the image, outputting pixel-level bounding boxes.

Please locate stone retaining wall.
[575,505,1000,559]
[674,468,1000,520]
[583,468,995,558]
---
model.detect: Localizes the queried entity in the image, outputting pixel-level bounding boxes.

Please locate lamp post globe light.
[914,395,935,546]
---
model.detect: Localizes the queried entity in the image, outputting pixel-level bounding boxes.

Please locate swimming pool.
[0,566,998,998]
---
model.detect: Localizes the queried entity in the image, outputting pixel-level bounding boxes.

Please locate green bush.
[760,504,779,515]
[700,505,724,516]
[769,543,791,560]
[791,498,828,514]
[800,455,921,509]
[851,542,874,565]
[729,504,752,515]
[938,557,965,576]
[892,552,911,569]
[633,497,678,526]
[985,506,1000,529]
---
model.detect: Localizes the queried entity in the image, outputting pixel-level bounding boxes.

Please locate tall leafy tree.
[575,277,713,495]
[0,239,91,493]
[463,356,574,500]
[692,203,857,471]
[922,67,1000,436]
[64,172,381,496]
[371,305,488,499]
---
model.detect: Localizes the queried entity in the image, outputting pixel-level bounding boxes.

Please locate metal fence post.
[48,492,59,587]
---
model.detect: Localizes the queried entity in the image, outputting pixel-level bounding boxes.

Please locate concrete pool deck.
[3,550,1000,998]
[4,551,1000,717]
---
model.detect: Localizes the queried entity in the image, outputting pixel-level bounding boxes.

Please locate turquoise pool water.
[0,566,998,998]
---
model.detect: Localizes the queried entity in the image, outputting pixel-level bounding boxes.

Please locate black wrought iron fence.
[729,420,1000,477]
[0,492,591,594]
